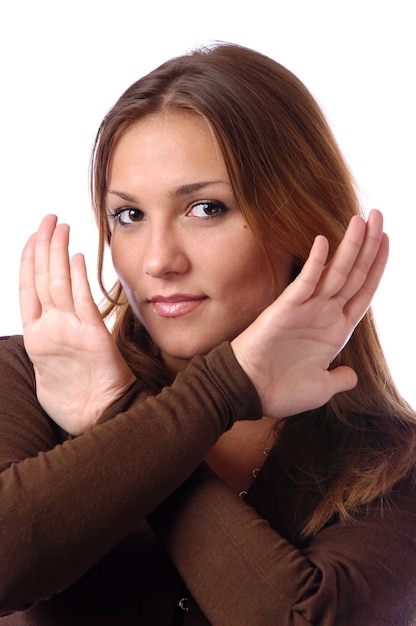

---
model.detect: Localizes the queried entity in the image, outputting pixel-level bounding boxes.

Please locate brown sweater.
[0,335,415,625]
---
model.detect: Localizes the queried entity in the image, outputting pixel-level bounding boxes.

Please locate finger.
[316,215,366,299]
[48,223,75,313]
[70,254,104,325]
[344,232,389,323]
[284,235,330,304]
[33,214,58,309]
[334,209,385,304]
[19,232,42,326]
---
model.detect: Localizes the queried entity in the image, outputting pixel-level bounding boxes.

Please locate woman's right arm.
[0,336,261,615]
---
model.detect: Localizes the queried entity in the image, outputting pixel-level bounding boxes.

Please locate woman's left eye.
[188,201,228,219]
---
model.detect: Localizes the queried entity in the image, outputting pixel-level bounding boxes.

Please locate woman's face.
[107,111,291,372]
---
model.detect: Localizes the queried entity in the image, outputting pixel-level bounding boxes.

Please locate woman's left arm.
[148,465,416,626]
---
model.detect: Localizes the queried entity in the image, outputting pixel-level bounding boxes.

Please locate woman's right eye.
[110,208,144,226]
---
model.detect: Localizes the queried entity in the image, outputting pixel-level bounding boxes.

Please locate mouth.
[149,294,207,318]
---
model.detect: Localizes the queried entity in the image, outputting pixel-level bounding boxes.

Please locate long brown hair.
[90,42,416,535]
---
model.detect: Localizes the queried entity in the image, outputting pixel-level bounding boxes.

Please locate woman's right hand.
[19,214,136,435]
[231,209,389,419]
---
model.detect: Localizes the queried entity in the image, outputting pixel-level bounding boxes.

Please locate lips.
[149,294,207,317]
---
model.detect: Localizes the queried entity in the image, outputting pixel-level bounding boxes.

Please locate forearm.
[149,466,416,626]
[0,341,262,614]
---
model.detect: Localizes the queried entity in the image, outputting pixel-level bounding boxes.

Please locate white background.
[1,1,414,407]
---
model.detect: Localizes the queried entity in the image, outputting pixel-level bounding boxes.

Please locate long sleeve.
[149,464,416,626]
[0,336,262,615]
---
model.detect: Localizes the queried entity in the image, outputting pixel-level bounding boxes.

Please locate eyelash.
[189,200,228,219]
[108,208,143,226]
[108,200,228,226]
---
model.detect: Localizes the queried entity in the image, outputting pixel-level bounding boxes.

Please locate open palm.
[231,210,388,418]
[19,215,136,435]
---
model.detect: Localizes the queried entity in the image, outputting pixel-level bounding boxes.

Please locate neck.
[205,417,277,495]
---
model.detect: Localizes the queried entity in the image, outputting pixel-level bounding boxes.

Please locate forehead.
[114,111,220,154]
[107,111,229,188]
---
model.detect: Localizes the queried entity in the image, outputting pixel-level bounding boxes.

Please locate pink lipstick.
[150,294,206,317]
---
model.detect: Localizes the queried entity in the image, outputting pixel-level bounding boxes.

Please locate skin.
[106,111,292,373]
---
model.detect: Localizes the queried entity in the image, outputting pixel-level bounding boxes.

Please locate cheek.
[220,244,274,303]
[232,243,292,306]
[110,239,137,291]
[110,244,124,282]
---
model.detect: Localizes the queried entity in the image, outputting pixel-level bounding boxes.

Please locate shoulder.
[0,334,32,366]
[0,334,35,384]
[1,334,29,358]
[386,472,416,527]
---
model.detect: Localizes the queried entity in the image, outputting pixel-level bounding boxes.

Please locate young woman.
[0,43,414,625]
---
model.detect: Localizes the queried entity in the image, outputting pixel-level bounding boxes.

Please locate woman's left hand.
[231,209,389,419]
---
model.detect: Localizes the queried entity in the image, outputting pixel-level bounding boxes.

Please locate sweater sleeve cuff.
[201,341,263,428]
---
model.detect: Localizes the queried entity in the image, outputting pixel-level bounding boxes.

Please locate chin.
[160,339,221,369]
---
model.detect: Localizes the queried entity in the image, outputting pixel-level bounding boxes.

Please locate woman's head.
[105,110,291,372]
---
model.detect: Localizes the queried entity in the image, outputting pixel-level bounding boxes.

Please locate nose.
[142,224,190,278]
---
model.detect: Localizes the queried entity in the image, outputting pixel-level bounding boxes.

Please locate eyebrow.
[106,180,230,203]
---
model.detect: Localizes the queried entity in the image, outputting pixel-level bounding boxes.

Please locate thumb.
[326,366,358,396]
